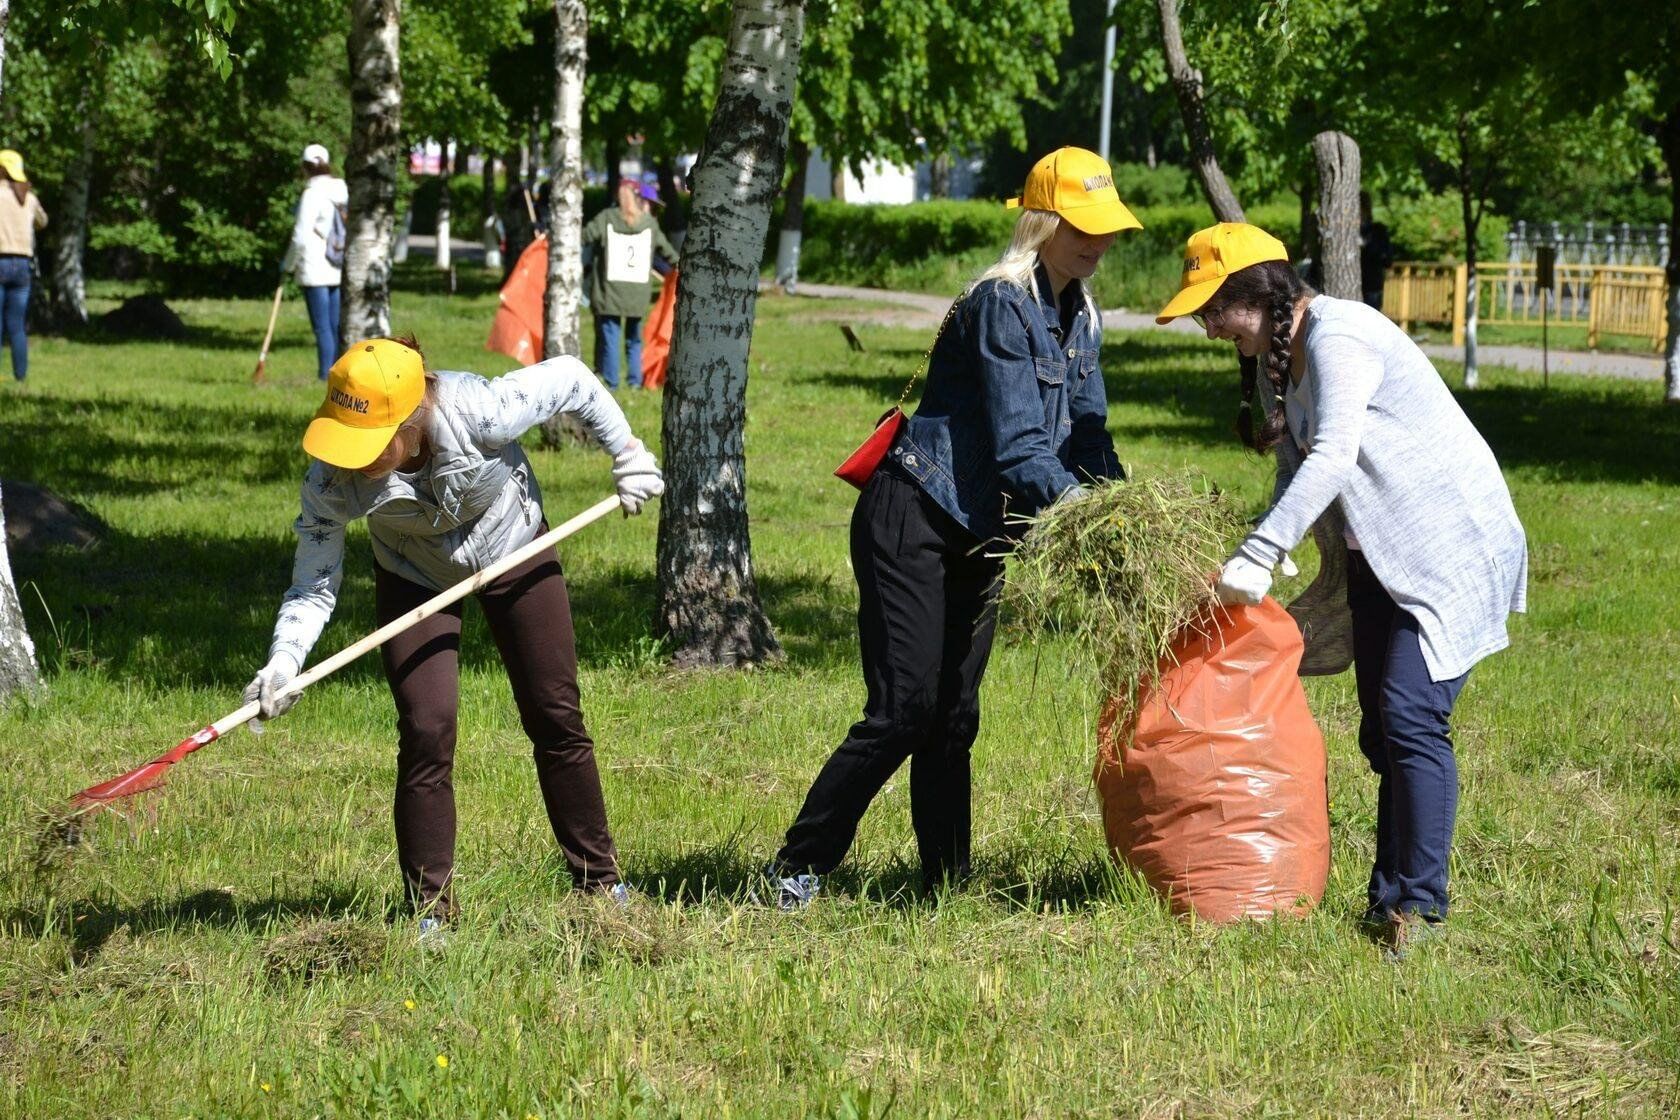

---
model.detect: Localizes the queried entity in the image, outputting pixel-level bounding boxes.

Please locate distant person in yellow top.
[0,149,48,382]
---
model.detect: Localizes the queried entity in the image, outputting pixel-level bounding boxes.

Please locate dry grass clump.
[1004,474,1245,704]
[1452,1017,1665,1113]
[262,920,387,983]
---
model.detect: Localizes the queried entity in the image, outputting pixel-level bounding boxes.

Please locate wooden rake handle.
[209,494,624,738]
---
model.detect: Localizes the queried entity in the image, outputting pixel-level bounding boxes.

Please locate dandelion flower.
[261,1083,272,1093]
[404,999,416,1011]
[436,1054,449,1070]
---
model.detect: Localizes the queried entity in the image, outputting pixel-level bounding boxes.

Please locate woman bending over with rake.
[1156,223,1527,958]
[245,336,664,928]
[768,148,1139,908]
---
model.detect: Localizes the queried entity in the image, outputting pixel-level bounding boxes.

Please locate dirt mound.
[2,480,105,554]
[99,295,186,340]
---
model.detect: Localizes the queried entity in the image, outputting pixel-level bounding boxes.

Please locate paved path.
[791,281,1667,383]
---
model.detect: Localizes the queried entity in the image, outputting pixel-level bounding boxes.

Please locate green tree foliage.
[404,0,531,152]
[3,1,344,294]
[795,0,1070,177]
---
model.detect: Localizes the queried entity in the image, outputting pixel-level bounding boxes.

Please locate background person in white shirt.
[280,142,349,381]
[1157,223,1527,957]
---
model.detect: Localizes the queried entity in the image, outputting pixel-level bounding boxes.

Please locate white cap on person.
[302,143,330,165]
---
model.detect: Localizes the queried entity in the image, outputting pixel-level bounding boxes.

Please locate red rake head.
[69,725,221,809]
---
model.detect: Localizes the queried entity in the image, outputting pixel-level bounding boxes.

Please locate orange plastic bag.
[486,235,549,365]
[640,269,678,389]
[1093,597,1330,922]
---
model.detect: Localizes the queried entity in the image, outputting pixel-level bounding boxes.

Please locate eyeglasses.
[1191,303,1227,330]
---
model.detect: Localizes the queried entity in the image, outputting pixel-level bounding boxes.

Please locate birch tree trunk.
[0,487,40,703]
[1156,0,1244,223]
[434,158,452,271]
[774,138,809,290]
[0,0,38,703]
[654,0,802,668]
[1312,131,1361,301]
[1457,125,1480,389]
[1660,102,1680,405]
[343,0,402,341]
[539,0,589,448]
[38,80,96,330]
[542,0,586,362]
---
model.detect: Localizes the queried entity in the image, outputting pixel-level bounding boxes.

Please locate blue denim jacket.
[888,265,1122,544]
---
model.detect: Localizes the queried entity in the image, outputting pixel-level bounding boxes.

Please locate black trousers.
[777,470,1005,890]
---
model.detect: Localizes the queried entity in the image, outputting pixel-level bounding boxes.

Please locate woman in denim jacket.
[771,148,1139,906]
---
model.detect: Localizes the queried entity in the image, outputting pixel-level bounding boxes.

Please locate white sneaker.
[775,872,821,912]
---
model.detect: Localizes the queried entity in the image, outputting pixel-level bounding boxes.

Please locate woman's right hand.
[243,652,303,727]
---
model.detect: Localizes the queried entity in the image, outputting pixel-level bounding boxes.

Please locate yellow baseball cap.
[1155,222,1289,324]
[303,339,426,468]
[1006,147,1142,236]
[0,150,25,182]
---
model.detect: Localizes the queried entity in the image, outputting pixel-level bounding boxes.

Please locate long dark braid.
[1221,260,1312,452]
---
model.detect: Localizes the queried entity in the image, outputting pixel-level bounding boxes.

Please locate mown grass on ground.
[0,264,1677,1117]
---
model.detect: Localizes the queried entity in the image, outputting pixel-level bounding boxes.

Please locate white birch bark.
[0,485,41,703]
[543,0,586,361]
[435,172,451,270]
[46,92,95,328]
[343,0,402,341]
[654,0,803,667]
[539,0,589,448]
[0,2,39,702]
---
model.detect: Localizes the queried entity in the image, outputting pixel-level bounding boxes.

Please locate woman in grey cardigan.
[1157,223,1527,955]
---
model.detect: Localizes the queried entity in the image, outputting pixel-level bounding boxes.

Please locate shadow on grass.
[17,537,860,695]
[0,391,307,498]
[61,321,295,355]
[3,885,372,965]
[631,839,1127,913]
[800,326,1680,485]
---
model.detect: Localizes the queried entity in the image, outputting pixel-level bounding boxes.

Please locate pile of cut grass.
[1004,473,1245,706]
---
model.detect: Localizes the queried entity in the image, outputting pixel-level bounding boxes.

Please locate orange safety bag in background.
[485,236,549,365]
[1093,596,1330,923]
[640,268,678,389]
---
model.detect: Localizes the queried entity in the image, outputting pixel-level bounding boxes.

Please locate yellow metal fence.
[1384,261,1670,350]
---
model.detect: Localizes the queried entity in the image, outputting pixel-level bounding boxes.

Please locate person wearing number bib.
[243,335,665,928]
[768,148,1139,908]
[582,179,677,390]
[1156,223,1527,958]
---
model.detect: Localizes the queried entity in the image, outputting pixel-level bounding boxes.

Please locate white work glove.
[1215,554,1273,606]
[242,652,302,730]
[612,437,664,515]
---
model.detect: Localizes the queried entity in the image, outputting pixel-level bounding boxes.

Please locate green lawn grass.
[1,265,1677,1117]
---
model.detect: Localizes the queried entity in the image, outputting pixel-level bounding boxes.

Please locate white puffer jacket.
[281,174,349,288]
[267,357,633,669]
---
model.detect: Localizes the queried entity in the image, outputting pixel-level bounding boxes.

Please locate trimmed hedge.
[796,198,1302,312]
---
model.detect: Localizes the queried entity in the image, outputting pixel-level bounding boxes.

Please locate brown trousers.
[376,536,618,914]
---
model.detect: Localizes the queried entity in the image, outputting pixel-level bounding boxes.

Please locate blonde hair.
[968,208,1097,322]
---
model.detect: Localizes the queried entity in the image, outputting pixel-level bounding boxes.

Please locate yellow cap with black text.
[1006,147,1141,236]
[302,339,426,469]
[1155,223,1289,323]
